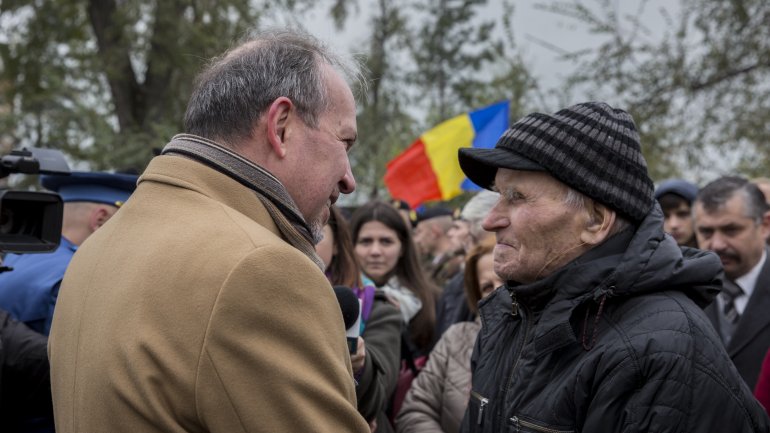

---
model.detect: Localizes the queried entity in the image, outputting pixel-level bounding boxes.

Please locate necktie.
[720,280,744,324]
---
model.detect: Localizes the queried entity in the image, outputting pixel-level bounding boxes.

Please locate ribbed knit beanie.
[458,102,655,223]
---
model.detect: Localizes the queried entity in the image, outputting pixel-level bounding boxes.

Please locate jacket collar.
[139,153,282,238]
[154,134,323,269]
[478,229,634,355]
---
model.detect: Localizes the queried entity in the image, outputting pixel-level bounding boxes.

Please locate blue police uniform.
[0,238,77,335]
[0,171,137,336]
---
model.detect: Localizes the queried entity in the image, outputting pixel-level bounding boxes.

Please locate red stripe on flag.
[384,138,442,208]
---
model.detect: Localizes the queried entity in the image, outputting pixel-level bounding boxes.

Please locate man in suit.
[48,29,370,433]
[694,175,770,388]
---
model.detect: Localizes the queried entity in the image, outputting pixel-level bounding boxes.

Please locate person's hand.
[369,418,377,432]
[351,336,366,374]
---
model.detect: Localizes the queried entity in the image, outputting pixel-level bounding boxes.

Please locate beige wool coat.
[48,155,369,433]
[395,320,481,433]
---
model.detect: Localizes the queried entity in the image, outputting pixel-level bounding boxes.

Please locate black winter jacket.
[0,308,53,431]
[461,207,770,433]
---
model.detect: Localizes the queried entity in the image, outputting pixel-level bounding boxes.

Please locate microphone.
[333,285,362,354]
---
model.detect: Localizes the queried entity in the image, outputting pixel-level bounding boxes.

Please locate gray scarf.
[161,134,324,270]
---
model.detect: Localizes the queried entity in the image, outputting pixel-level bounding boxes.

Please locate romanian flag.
[384,100,509,208]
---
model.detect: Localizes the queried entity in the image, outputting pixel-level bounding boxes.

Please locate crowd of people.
[1,27,770,433]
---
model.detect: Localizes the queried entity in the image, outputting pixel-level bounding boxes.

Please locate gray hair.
[563,187,589,211]
[184,28,365,146]
[563,186,630,236]
[461,190,500,241]
[697,176,770,223]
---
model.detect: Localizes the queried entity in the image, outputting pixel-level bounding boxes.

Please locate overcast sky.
[292,0,746,187]
[297,0,680,100]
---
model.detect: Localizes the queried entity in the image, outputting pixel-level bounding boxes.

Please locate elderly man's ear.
[580,201,616,246]
[266,97,295,158]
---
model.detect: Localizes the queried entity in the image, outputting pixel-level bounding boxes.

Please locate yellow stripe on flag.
[422,113,474,200]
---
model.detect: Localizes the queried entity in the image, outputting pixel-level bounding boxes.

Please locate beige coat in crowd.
[48,155,368,433]
[396,320,481,433]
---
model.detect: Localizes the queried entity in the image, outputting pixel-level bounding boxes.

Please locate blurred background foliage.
[1,0,768,199]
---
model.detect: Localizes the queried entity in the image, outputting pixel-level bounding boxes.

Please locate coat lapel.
[728,249,770,357]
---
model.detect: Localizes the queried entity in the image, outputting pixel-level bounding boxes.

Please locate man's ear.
[89,206,113,232]
[579,200,616,246]
[266,97,294,158]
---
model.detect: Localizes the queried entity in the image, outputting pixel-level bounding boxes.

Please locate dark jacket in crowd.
[434,272,474,339]
[704,246,770,389]
[461,207,770,433]
[0,309,53,432]
[357,292,402,433]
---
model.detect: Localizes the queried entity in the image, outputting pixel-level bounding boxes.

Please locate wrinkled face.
[315,224,336,270]
[476,252,503,299]
[447,219,471,253]
[291,66,357,242]
[412,220,436,256]
[694,193,769,280]
[662,202,695,246]
[483,169,588,284]
[355,221,402,285]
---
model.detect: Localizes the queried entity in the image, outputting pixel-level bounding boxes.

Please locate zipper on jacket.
[508,287,519,316]
[507,303,531,382]
[509,415,575,433]
[502,303,533,422]
[471,391,489,426]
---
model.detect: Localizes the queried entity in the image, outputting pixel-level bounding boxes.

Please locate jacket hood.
[598,204,722,305]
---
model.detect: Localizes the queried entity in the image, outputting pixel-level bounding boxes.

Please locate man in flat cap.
[0,171,137,336]
[413,206,461,287]
[456,102,768,432]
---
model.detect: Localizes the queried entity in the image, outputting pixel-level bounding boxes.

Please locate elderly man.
[48,30,369,433]
[456,102,769,432]
[694,176,770,388]
[413,206,460,287]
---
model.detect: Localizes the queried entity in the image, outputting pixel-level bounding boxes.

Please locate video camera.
[1,147,70,254]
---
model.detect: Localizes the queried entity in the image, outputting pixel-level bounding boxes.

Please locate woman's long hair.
[325,206,363,288]
[350,201,439,351]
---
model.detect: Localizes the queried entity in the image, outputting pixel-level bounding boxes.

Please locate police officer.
[0,171,137,336]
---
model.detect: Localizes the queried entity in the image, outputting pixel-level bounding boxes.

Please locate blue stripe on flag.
[462,100,509,191]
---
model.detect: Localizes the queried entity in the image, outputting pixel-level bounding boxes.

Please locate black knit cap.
[458,102,655,223]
